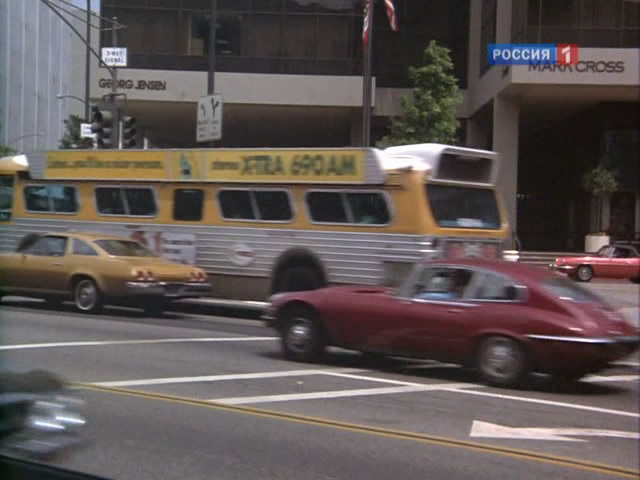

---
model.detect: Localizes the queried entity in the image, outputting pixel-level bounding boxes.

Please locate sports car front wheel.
[476,336,529,388]
[281,306,326,363]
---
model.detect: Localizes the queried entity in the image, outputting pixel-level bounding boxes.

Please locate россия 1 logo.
[489,44,579,65]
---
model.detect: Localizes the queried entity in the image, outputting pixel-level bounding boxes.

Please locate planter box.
[585,234,609,253]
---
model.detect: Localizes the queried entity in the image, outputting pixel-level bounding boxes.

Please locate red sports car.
[263,258,639,388]
[550,244,640,283]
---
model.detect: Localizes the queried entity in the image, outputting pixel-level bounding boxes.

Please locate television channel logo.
[489,44,579,65]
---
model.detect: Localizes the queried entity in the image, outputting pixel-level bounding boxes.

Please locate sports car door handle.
[447,308,463,314]
[53,262,62,266]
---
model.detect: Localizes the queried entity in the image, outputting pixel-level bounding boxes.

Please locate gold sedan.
[0,232,211,315]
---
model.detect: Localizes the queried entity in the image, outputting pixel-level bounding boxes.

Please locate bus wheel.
[275,266,323,293]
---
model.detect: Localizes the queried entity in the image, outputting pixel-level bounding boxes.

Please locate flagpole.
[361,0,375,147]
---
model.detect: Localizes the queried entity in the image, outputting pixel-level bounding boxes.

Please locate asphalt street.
[0,280,638,480]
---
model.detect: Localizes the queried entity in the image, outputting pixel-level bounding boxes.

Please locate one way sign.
[197,94,223,142]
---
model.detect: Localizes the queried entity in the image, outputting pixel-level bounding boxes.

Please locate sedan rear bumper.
[126,281,211,299]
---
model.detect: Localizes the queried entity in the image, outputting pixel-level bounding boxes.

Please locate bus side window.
[346,192,391,225]
[173,189,204,221]
[0,175,15,221]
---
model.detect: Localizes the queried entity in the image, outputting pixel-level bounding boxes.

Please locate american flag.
[384,0,398,31]
[362,0,372,52]
[363,0,398,52]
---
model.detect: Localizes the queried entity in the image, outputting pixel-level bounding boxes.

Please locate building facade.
[93,0,639,251]
[0,0,88,154]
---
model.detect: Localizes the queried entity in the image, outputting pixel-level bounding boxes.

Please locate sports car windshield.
[94,239,158,257]
[541,276,603,303]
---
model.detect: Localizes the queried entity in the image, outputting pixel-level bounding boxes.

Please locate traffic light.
[121,115,138,149]
[90,104,118,149]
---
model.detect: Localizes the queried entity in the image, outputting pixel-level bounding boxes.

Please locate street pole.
[208,0,216,96]
[84,0,91,122]
[361,0,375,147]
[111,16,120,148]
[208,0,217,147]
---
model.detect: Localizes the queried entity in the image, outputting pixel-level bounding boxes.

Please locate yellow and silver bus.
[0,144,517,300]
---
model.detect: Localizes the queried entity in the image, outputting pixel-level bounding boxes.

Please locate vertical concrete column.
[349,108,363,147]
[496,0,513,43]
[493,94,519,247]
[636,193,640,240]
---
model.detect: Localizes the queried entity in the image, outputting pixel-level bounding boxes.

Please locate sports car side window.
[413,268,473,301]
[467,272,520,301]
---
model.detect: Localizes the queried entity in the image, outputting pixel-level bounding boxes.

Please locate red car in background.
[550,244,640,283]
[263,258,639,389]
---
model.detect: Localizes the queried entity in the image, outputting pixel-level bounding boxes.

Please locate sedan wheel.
[74,278,103,313]
[576,265,593,282]
[281,307,325,363]
[477,336,528,388]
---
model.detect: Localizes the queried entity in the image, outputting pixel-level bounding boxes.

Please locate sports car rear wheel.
[576,265,593,282]
[477,336,528,388]
[281,306,325,363]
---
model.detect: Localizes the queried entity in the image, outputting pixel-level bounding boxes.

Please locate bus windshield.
[426,184,501,229]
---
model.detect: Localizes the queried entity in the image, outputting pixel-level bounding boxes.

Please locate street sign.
[80,123,96,139]
[197,94,223,142]
[101,47,128,67]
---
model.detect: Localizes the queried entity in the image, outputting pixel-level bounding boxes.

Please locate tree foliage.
[581,165,619,234]
[59,114,94,149]
[377,40,462,148]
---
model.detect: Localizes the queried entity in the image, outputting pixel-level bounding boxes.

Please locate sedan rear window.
[94,239,158,257]
[541,277,602,303]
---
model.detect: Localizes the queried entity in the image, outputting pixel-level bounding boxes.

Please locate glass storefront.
[512,0,640,47]
[100,0,469,87]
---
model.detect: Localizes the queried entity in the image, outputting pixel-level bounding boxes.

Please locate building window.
[480,0,497,74]
[306,190,391,225]
[173,188,204,221]
[24,185,78,214]
[217,189,293,222]
[95,187,157,217]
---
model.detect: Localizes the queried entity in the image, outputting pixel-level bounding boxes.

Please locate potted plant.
[581,165,618,253]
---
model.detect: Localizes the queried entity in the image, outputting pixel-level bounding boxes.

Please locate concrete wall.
[0,0,82,153]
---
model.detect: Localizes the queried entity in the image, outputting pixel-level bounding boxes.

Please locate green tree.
[581,164,619,234]
[377,40,462,148]
[59,114,94,149]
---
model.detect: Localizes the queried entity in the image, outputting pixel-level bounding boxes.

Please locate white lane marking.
[210,382,476,405]
[91,368,367,387]
[322,371,477,388]
[469,420,639,442]
[584,374,640,383]
[442,388,640,418]
[0,336,277,351]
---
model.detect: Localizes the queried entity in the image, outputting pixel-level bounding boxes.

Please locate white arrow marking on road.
[469,420,640,442]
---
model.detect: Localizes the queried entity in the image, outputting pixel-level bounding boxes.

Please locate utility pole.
[84,0,91,122]
[208,0,217,147]
[111,16,120,148]
[208,0,216,96]
[361,0,375,147]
